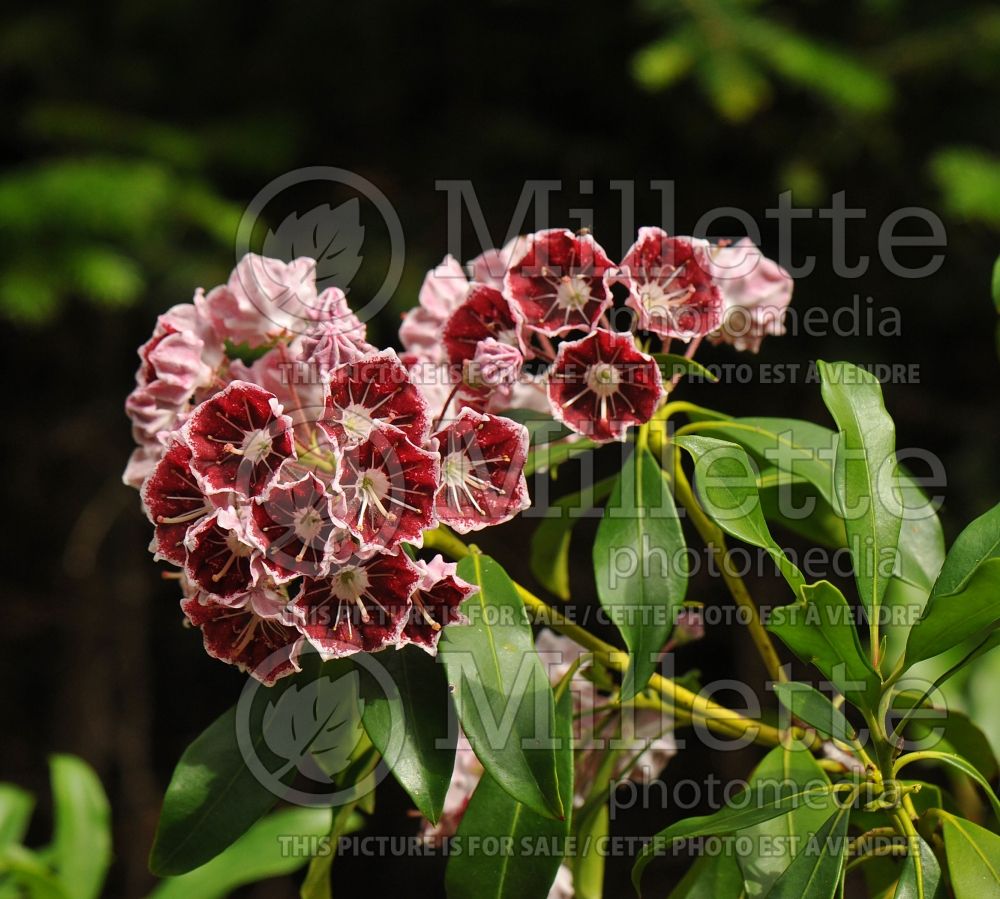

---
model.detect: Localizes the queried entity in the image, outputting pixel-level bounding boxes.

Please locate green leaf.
[767,581,880,713]
[773,682,855,741]
[736,741,835,896]
[593,442,687,700]
[0,785,34,851]
[675,435,805,592]
[818,360,902,623]
[445,682,574,899]
[524,437,600,478]
[678,418,840,506]
[905,558,1000,668]
[766,803,850,899]
[530,476,616,600]
[359,645,455,823]
[299,802,362,899]
[150,654,332,876]
[667,853,745,898]
[49,755,111,899]
[992,255,1000,313]
[440,554,564,821]
[940,812,1000,899]
[501,408,571,447]
[147,808,362,899]
[905,501,1000,666]
[687,417,943,597]
[632,782,848,891]
[892,834,943,899]
[898,751,1000,820]
[0,845,69,899]
[891,693,997,781]
[652,353,719,383]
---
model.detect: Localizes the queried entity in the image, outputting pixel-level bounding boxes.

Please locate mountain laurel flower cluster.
[125,231,790,683]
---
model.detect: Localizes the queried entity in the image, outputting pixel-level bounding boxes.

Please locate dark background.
[2,1,999,896]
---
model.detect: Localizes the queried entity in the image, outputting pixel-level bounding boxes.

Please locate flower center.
[339,402,375,443]
[585,363,621,398]
[555,274,592,311]
[224,529,255,558]
[241,428,273,463]
[441,451,474,488]
[329,565,371,602]
[293,506,325,543]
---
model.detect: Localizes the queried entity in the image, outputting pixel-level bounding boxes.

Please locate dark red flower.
[433,409,530,533]
[443,285,521,366]
[320,350,430,449]
[339,424,439,549]
[184,381,295,498]
[504,229,614,335]
[294,550,420,657]
[251,474,344,581]
[184,507,261,599]
[547,329,663,442]
[182,585,304,685]
[619,228,722,341]
[141,439,212,566]
[400,554,474,653]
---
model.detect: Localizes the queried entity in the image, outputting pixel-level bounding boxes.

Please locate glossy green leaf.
[593,442,687,700]
[359,645,455,823]
[765,802,850,899]
[0,785,33,851]
[440,554,564,821]
[667,853,745,898]
[757,473,847,549]
[688,416,942,596]
[891,693,997,781]
[905,501,1000,666]
[530,476,616,600]
[652,353,719,383]
[147,808,362,899]
[501,408,571,447]
[767,581,880,712]
[50,754,111,899]
[892,834,943,899]
[773,682,855,741]
[445,683,574,899]
[940,812,1000,899]
[736,740,834,897]
[150,653,332,876]
[898,750,1000,820]
[632,782,848,891]
[524,437,600,478]
[818,360,902,622]
[675,435,805,592]
[678,417,840,506]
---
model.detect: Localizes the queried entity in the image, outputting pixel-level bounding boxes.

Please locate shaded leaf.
[439,554,563,821]
[359,645,455,823]
[50,755,111,899]
[444,684,574,899]
[818,360,902,623]
[530,476,616,600]
[767,581,880,713]
[593,443,687,700]
[773,682,855,741]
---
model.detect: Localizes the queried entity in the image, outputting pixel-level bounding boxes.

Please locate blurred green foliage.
[633,0,1000,227]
